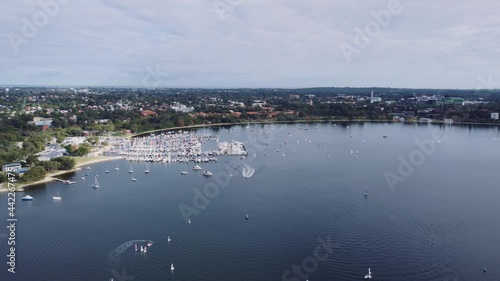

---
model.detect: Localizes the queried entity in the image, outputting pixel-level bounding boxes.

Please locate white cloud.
[1,0,499,88]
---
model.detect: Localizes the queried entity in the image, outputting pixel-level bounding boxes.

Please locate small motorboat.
[131,178,137,182]
[383,135,389,138]
[193,165,202,170]
[22,195,34,201]
[53,193,62,201]
[84,166,91,170]
[364,268,372,279]
[245,214,249,220]
[188,218,191,224]
[81,177,85,180]
[181,171,188,175]
[147,242,153,247]
[203,171,213,177]
[364,189,368,197]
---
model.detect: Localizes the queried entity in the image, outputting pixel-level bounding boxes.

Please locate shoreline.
[131,119,499,137]
[1,156,124,192]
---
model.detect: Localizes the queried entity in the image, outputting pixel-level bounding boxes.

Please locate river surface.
[1,122,499,281]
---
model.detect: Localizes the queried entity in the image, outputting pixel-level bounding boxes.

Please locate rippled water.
[1,123,499,281]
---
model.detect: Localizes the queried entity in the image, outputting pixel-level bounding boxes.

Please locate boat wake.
[241,163,255,179]
[108,239,153,267]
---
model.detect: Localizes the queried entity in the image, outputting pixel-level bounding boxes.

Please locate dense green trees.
[51,157,76,170]
[0,172,7,183]
[65,143,91,156]
[39,160,61,173]
[22,166,46,182]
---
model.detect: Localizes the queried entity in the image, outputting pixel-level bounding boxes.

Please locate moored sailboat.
[92,175,100,188]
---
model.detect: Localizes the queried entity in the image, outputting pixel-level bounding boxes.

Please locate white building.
[491,113,499,120]
[171,103,194,113]
[370,91,382,103]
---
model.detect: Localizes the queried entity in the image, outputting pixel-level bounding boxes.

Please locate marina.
[121,131,247,163]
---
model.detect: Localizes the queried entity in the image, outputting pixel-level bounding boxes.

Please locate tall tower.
[370,91,374,103]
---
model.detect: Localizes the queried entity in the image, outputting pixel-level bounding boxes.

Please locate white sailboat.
[188,218,191,224]
[92,175,100,188]
[167,236,171,242]
[128,164,133,173]
[171,263,174,271]
[203,171,213,177]
[114,164,120,171]
[364,268,372,279]
[144,163,150,174]
[364,189,368,197]
[53,192,62,200]
[105,166,109,173]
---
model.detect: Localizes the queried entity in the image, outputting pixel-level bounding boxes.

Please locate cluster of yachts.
[125,155,219,163]
[123,132,222,163]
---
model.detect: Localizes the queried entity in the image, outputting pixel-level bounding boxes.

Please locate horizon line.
[0,84,497,91]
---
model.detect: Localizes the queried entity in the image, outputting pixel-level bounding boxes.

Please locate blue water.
[1,122,499,281]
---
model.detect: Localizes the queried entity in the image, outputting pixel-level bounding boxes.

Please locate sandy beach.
[0,155,124,192]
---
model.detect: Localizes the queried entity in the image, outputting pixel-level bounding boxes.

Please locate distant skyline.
[2,0,500,89]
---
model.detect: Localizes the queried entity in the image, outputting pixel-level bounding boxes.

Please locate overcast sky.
[1,0,499,89]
